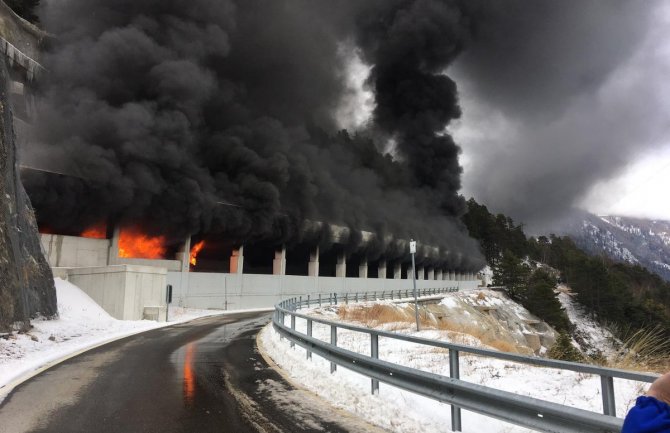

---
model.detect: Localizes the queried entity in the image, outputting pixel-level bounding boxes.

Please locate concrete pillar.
[393,262,402,279]
[308,246,319,277]
[108,226,121,265]
[427,267,435,281]
[359,259,368,279]
[230,246,244,274]
[378,260,387,279]
[435,269,443,280]
[177,236,192,273]
[417,266,424,280]
[335,252,346,277]
[273,245,286,275]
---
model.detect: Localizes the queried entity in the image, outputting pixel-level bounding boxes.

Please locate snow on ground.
[556,285,620,358]
[0,278,243,395]
[259,296,649,433]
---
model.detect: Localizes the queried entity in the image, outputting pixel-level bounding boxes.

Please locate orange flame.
[118,228,167,259]
[80,223,107,239]
[189,241,205,266]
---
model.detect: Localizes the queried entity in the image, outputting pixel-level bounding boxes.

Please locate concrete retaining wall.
[67,265,167,321]
[40,234,110,268]
[167,271,479,310]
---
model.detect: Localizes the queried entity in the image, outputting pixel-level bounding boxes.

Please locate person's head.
[647,373,670,405]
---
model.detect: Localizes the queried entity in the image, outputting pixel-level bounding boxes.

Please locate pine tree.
[518,269,571,332]
[548,333,583,362]
[492,250,530,297]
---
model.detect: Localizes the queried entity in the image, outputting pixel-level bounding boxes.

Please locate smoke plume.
[24,0,486,270]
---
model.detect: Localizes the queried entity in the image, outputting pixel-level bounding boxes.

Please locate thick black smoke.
[24,0,485,270]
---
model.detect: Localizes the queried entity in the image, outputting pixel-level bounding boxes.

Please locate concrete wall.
[39,233,181,271]
[67,265,167,321]
[167,271,479,311]
[111,257,181,271]
[40,234,110,268]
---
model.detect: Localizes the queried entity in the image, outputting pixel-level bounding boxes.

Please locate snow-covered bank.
[259,296,650,433]
[0,278,255,396]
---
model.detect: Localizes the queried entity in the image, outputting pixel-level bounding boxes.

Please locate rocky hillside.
[567,213,670,282]
[0,57,55,331]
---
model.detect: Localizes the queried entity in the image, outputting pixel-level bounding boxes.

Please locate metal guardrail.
[272,288,659,433]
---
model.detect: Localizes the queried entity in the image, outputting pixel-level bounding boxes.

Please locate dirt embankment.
[337,289,557,355]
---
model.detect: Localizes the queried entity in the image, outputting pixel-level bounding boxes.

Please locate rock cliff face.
[0,58,55,331]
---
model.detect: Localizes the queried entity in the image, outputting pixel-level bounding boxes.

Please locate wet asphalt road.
[0,312,370,433]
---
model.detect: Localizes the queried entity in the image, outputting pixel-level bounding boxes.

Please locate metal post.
[319,293,322,307]
[306,319,313,360]
[355,292,358,303]
[330,325,337,373]
[290,314,296,348]
[299,296,302,309]
[411,243,420,332]
[345,293,348,304]
[371,334,379,395]
[449,349,462,431]
[391,290,394,300]
[335,293,338,305]
[307,295,310,308]
[601,375,616,416]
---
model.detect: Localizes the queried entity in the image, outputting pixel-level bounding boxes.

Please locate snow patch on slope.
[556,285,620,358]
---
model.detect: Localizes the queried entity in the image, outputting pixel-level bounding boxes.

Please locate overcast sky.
[448,0,670,230]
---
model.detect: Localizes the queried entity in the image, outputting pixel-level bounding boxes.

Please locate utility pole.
[410,239,420,332]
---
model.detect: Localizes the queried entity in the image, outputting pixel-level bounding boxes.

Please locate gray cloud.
[451,0,668,231]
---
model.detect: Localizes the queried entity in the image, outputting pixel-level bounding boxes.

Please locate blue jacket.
[622,396,670,433]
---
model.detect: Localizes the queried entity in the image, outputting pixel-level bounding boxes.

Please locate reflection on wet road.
[181,342,196,407]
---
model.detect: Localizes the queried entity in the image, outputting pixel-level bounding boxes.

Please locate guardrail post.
[371,334,379,395]
[307,295,310,308]
[406,289,408,298]
[290,314,296,348]
[364,292,368,302]
[373,291,376,300]
[319,293,322,307]
[330,325,337,373]
[355,292,358,303]
[299,296,302,309]
[601,375,616,416]
[449,349,462,431]
[335,293,338,305]
[345,293,349,305]
[306,319,313,360]
[391,290,394,300]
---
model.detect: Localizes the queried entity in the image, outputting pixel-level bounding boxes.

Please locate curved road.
[0,312,381,433]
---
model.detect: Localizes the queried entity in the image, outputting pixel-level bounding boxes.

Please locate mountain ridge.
[566,213,670,282]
